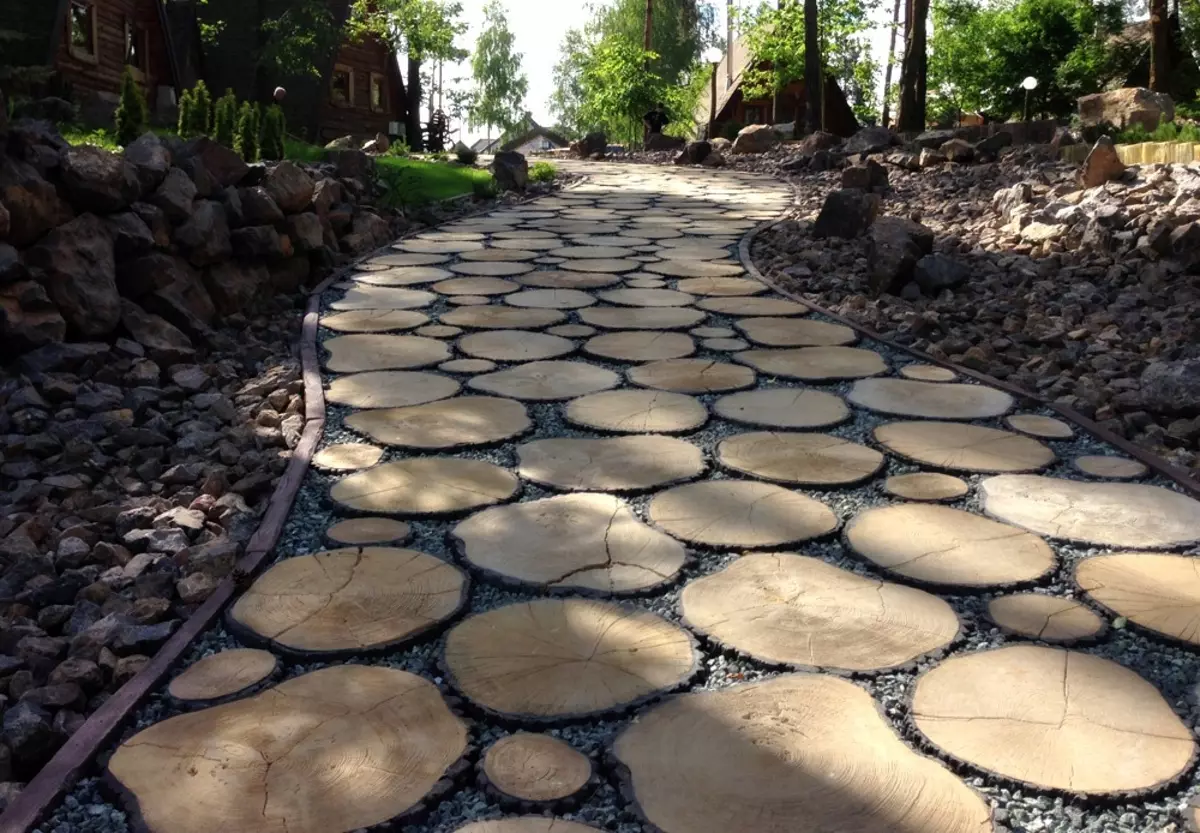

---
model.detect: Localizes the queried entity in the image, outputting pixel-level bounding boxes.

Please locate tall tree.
[645,0,655,50]
[469,1,530,143]
[803,0,823,131]
[881,0,902,126]
[896,0,929,131]
[1150,0,1170,91]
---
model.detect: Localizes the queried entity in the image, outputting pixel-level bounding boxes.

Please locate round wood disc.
[443,599,698,720]
[167,649,278,703]
[696,297,808,316]
[450,261,536,277]
[736,347,887,381]
[468,361,620,401]
[346,397,531,449]
[848,378,1015,420]
[565,390,708,434]
[432,277,521,296]
[547,324,596,338]
[459,330,576,362]
[505,289,597,309]
[331,458,518,516]
[330,286,438,311]
[324,335,451,372]
[313,443,383,471]
[352,266,453,286]
[550,245,636,259]
[453,494,687,594]
[912,645,1195,794]
[596,288,696,307]
[400,238,484,254]
[658,248,739,262]
[492,238,562,251]
[613,674,993,833]
[629,359,756,394]
[321,310,430,333]
[326,517,411,546]
[875,422,1056,473]
[416,231,486,241]
[448,295,492,306]
[417,324,463,338]
[702,337,747,351]
[326,372,461,409]
[495,230,560,239]
[517,436,704,492]
[453,818,603,833]
[579,306,707,330]
[649,481,838,549]
[718,432,885,486]
[1073,455,1148,480]
[516,271,622,289]
[845,504,1055,587]
[883,472,969,502]
[459,248,539,262]
[647,260,745,278]
[980,475,1200,547]
[1005,413,1074,439]
[441,359,497,373]
[562,258,641,273]
[109,666,469,833]
[229,548,467,654]
[675,277,764,296]
[736,317,856,347]
[712,388,849,429]
[1076,552,1200,645]
[583,331,696,362]
[482,734,593,804]
[900,364,958,382]
[986,594,1104,643]
[625,277,667,288]
[368,252,451,267]
[441,306,567,329]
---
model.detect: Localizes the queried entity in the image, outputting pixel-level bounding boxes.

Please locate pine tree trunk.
[644,0,654,51]
[407,56,424,152]
[881,0,902,128]
[1151,0,1170,93]
[804,0,822,133]
[896,0,928,133]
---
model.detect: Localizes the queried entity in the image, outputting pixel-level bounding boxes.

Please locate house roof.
[693,34,756,126]
[499,120,569,152]
[472,137,501,153]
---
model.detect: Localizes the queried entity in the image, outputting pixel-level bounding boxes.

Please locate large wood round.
[736,347,887,381]
[346,397,531,449]
[883,472,969,502]
[370,252,450,267]
[505,289,597,309]
[432,277,521,296]
[468,361,620,401]
[564,258,641,273]
[736,317,857,347]
[1004,413,1074,439]
[326,517,411,546]
[875,422,1055,473]
[326,371,461,410]
[450,261,535,277]
[718,432,885,487]
[681,553,959,672]
[712,388,849,429]
[1073,455,1147,480]
[848,378,1015,420]
[629,359,756,394]
[613,674,993,833]
[649,481,838,549]
[453,820,603,833]
[167,649,278,703]
[323,334,451,372]
[517,436,704,492]
[400,238,484,254]
[443,599,697,720]
[647,259,744,278]
[516,270,622,289]
[312,443,383,471]
[912,645,1195,794]
[675,277,765,296]
[331,458,518,516]
[108,666,469,833]
[900,364,958,382]
[696,297,808,316]
[596,288,696,307]
[321,310,429,333]
[845,504,1055,587]
[453,494,687,594]
[481,734,592,805]
[330,286,438,311]
[565,390,708,434]
[578,306,707,330]
[459,248,539,262]
[352,266,453,286]
[980,475,1200,547]
[583,331,696,362]
[986,594,1105,643]
[459,330,576,361]
[441,306,567,330]
[1076,552,1200,645]
[228,548,467,655]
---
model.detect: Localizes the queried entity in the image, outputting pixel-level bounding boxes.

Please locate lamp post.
[703,47,723,141]
[1021,76,1038,123]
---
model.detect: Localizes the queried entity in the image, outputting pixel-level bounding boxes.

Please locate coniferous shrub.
[113,66,148,146]
[213,89,237,147]
[260,104,286,160]
[190,80,212,136]
[234,101,259,161]
[177,87,195,136]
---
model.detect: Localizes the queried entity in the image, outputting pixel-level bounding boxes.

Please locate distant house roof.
[472,137,501,153]
[693,34,756,126]
[499,120,569,153]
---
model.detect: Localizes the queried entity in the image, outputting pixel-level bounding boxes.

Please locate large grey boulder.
[1078,87,1173,132]
[150,168,197,223]
[0,280,67,351]
[913,253,968,295]
[1141,358,1200,413]
[674,141,711,166]
[119,299,194,365]
[813,189,880,240]
[174,200,232,266]
[26,214,119,337]
[731,124,780,155]
[491,151,528,191]
[239,187,285,226]
[843,126,894,155]
[0,156,73,247]
[867,216,934,295]
[183,137,249,189]
[203,261,269,316]
[264,162,314,214]
[124,133,172,193]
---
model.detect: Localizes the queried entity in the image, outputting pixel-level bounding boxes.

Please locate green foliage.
[191,80,212,136]
[234,101,259,162]
[214,89,237,148]
[457,146,479,165]
[373,156,495,208]
[0,29,55,96]
[472,177,500,199]
[284,136,326,163]
[260,0,340,78]
[178,87,195,137]
[113,66,148,147]
[529,161,557,183]
[349,0,468,63]
[469,0,529,137]
[387,141,412,157]
[260,105,286,160]
[62,126,122,152]
[1115,117,1200,144]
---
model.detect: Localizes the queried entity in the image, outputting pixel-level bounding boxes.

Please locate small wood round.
[481,734,593,805]
[647,259,745,278]
[505,289,597,309]
[875,422,1055,473]
[696,297,808,316]
[321,310,430,333]
[1073,455,1148,480]
[330,286,438,311]
[443,599,697,720]
[579,306,707,331]
[547,324,596,338]
[690,326,735,338]
[459,330,576,362]
[448,295,492,306]
[400,238,484,254]
[912,645,1195,794]
[331,458,518,516]
[453,493,687,594]
[848,378,1015,420]
[312,443,383,471]
[441,306,567,330]
[736,317,856,347]
[323,334,451,372]
[649,481,838,549]
[583,331,696,362]
[441,359,498,374]
[702,337,747,351]
[517,436,704,492]
[674,277,765,297]
[417,324,465,338]
[980,475,1200,548]
[900,364,958,382]
[629,359,756,394]
[346,397,532,449]
[352,266,453,286]
[1005,413,1074,439]
[453,819,603,833]
[565,390,708,434]
[109,666,469,833]
[596,288,696,307]
[718,432,885,487]
[516,271,622,289]
[449,261,536,277]
[986,594,1105,643]
[366,252,450,267]
[712,388,849,429]
[564,258,641,273]
[229,548,467,655]
[883,472,969,502]
[459,248,539,262]
[845,504,1055,588]
[468,361,620,401]
[613,674,993,833]
[736,347,887,381]
[416,231,485,241]
[493,238,562,251]
[432,277,521,296]
[682,553,960,672]
[326,371,461,410]
[625,277,667,288]
[167,649,278,703]
[326,517,411,546]
[1076,552,1200,646]
[550,245,636,259]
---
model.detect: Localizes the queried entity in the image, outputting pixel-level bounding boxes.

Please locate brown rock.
[939,138,974,163]
[264,162,314,214]
[287,212,323,252]
[1078,137,1126,189]
[1078,87,1174,132]
[149,168,197,223]
[123,133,172,193]
[26,214,119,337]
[120,299,195,364]
[813,189,880,239]
[60,145,141,213]
[0,281,67,350]
[204,261,268,315]
[184,137,249,188]
[174,200,232,266]
[731,124,781,154]
[0,156,73,247]
[867,216,934,295]
[239,186,284,225]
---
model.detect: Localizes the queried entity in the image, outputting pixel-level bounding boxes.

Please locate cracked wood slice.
[596,288,697,307]
[454,819,604,833]
[980,475,1200,547]
[517,436,704,492]
[549,245,636,259]
[986,594,1104,643]
[912,645,1195,794]
[351,266,453,286]
[108,666,469,833]
[646,259,745,278]
[453,493,687,594]
[613,674,992,833]
[515,271,622,289]
[681,553,960,672]
[848,378,1015,420]
[696,297,808,316]
[448,295,491,306]
[875,422,1055,473]
[703,337,747,351]
[459,330,576,362]
[167,648,278,703]
[625,277,667,288]
[330,286,438,311]
[326,517,411,546]
[1073,455,1147,479]
[331,458,518,516]
[468,361,620,402]
[431,277,521,296]
[320,310,430,333]
[628,358,756,394]
[481,734,593,804]
[1004,413,1074,439]
[674,277,764,296]
[565,390,708,434]
[346,397,531,449]
[365,252,451,267]
[443,599,697,720]
[417,324,463,338]
[505,289,597,309]
[440,306,567,330]
[718,432,885,486]
[583,331,695,362]
[547,324,596,338]
[323,335,451,372]
[1076,552,1200,645]
[325,371,461,409]
[450,261,536,277]
[579,306,706,330]
[441,359,497,373]
[883,472,969,502]
[229,548,467,654]
[735,316,857,347]
[312,443,383,471]
[459,248,540,262]
[845,504,1055,587]
[736,347,887,381]
[648,481,837,549]
[712,388,850,429]
[900,364,958,382]
[399,238,485,254]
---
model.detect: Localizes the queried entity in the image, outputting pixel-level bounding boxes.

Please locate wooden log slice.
[612,674,992,833]
[365,252,450,267]
[690,325,735,338]
[416,231,486,241]
[675,277,765,296]
[167,649,278,704]
[331,458,518,516]
[564,258,641,273]
[625,277,667,288]
[454,819,603,833]
[736,346,888,381]
[658,235,731,247]
[346,397,532,449]
[549,245,636,259]
[330,287,438,311]
[717,432,885,487]
[480,734,594,806]
[441,306,567,330]
[565,390,708,434]
[312,443,383,471]
[505,289,597,309]
[696,297,809,316]
[448,295,491,306]
[323,335,451,372]
[681,553,960,672]
[845,504,1055,588]
[417,324,464,338]
[321,310,430,333]
[459,248,540,262]
[1076,552,1200,646]
[517,436,704,492]
[441,359,498,374]
[108,666,469,833]
[515,271,622,289]
[647,260,745,278]
[399,238,485,254]
[900,364,958,382]
[228,548,467,655]
[444,599,697,720]
[583,331,695,362]
[980,475,1200,548]
[985,594,1105,643]
[1073,455,1148,480]
[326,372,460,409]
[352,266,453,286]
[577,235,652,246]
[596,288,697,307]
[649,481,838,549]
[658,247,739,261]
[874,422,1055,473]
[495,230,561,239]
[883,472,969,502]
[847,378,1015,420]
[450,261,536,277]
[735,316,857,347]
[492,238,563,251]
[432,277,521,296]
[468,361,620,401]
[702,337,747,351]
[326,517,411,546]
[1004,413,1074,439]
[628,359,756,394]
[579,306,707,330]
[459,331,576,362]
[452,493,687,594]
[911,645,1195,794]
[712,389,849,429]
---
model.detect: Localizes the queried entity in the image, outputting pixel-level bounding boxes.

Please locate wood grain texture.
[166,649,278,704]
[1076,553,1200,645]
[717,432,884,486]
[565,390,708,434]
[712,389,849,429]
[481,735,593,804]
[325,371,460,409]
[347,397,532,449]
[874,423,1055,473]
[736,347,887,381]
[468,361,620,401]
[331,458,518,516]
[985,594,1105,643]
[847,379,1015,420]
[517,437,704,492]
[649,481,838,548]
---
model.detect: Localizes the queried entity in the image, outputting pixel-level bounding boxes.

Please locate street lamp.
[1021,76,1038,123]
[703,47,723,141]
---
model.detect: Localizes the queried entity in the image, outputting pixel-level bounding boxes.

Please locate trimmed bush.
[177,87,195,137]
[113,66,148,146]
[456,146,479,165]
[234,102,259,161]
[260,104,286,160]
[214,89,237,148]
[529,161,557,183]
[190,80,212,137]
